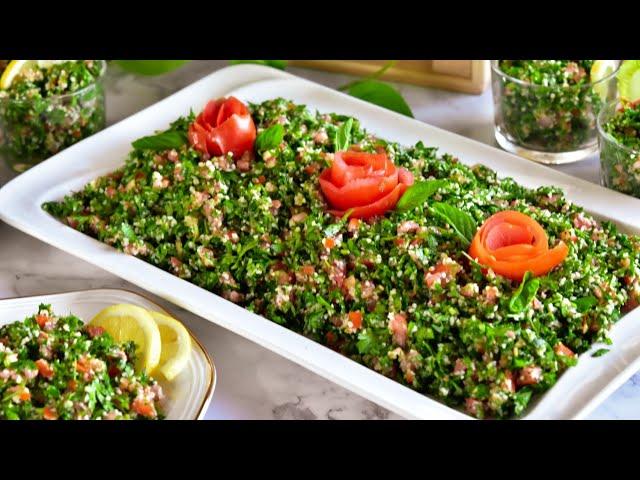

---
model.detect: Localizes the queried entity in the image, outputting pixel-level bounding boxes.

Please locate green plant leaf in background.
[114,60,190,76]
[230,60,287,70]
[347,79,413,117]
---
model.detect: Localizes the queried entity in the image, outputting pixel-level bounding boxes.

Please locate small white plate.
[0,289,216,420]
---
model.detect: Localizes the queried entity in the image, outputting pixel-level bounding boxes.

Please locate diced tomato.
[85,325,106,338]
[301,265,315,276]
[348,311,363,330]
[554,342,575,358]
[35,359,54,380]
[75,357,90,374]
[43,406,58,420]
[323,237,336,249]
[326,331,337,345]
[35,314,49,328]
[132,398,157,419]
[389,313,408,347]
[67,379,77,392]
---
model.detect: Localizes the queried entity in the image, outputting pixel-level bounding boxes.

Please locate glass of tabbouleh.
[491,60,620,165]
[598,100,640,197]
[0,60,107,173]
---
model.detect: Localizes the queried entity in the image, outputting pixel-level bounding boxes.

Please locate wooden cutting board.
[289,60,490,94]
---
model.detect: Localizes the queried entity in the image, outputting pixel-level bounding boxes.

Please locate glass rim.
[597,99,640,156]
[491,60,621,89]
[0,60,107,105]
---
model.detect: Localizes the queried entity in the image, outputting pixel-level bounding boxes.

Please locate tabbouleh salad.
[0,60,106,172]
[0,305,164,420]
[600,100,640,197]
[494,60,606,153]
[43,97,640,419]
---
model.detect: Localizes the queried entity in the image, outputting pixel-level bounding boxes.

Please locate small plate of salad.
[0,288,215,420]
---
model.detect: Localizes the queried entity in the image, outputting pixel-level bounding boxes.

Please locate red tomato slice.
[329,182,410,219]
[397,167,415,186]
[215,96,250,125]
[205,113,257,158]
[189,97,257,158]
[330,151,395,187]
[200,98,224,126]
[319,169,399,210]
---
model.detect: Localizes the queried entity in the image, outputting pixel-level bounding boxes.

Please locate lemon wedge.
[0,60,36,89]
[149,311,192,381]
[89,304,161,374]
[618,60,640,103]
[590,60,617,100]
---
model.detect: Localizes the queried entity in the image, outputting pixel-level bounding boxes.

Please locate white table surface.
[0,60,635,419]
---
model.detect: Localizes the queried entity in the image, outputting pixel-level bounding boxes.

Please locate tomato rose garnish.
[469,210,569,281]
[188,96,256,158]
[319,150,414,219]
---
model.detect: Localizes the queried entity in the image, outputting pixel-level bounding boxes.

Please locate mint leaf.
[230,60,287,70]
[132,130,186,151]
[256,124,284,151]
[347,79,413,117]
[396,180,448,212]
[120,222,137,242]
[509,271,541,314]
[334,118,353,152]
[592,348,610,358]
[574,295,598,313]
[430,202,477,245]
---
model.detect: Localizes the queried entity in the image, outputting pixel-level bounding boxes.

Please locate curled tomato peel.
[469,210,569,281]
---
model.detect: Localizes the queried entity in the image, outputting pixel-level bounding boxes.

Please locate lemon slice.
[618,60,640,103]
[0,60,36,89]
[590,60,617,100]
[149,311,192,381]
[89,304,161,373]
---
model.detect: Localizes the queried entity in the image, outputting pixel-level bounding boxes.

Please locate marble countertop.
[0,60,636,419]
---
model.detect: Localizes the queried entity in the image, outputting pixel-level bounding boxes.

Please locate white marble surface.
[0,60,636,419]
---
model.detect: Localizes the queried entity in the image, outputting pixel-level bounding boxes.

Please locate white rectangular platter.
[0,289,215,420]
[2,64,640,419]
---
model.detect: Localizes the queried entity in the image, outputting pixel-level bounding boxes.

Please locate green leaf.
[396,180,448,212]
[592,348,610,358]
[334,118,353,152]
[132,130,186,151]
[338,60,397,92]
[508,271,541,314]
[120,222,137,242]
[574,295,598,313]
[230,60,287,70]
[430,202,477,245]
[347,79,413,117]
[114,60,190,76]
[256,124,284,151]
